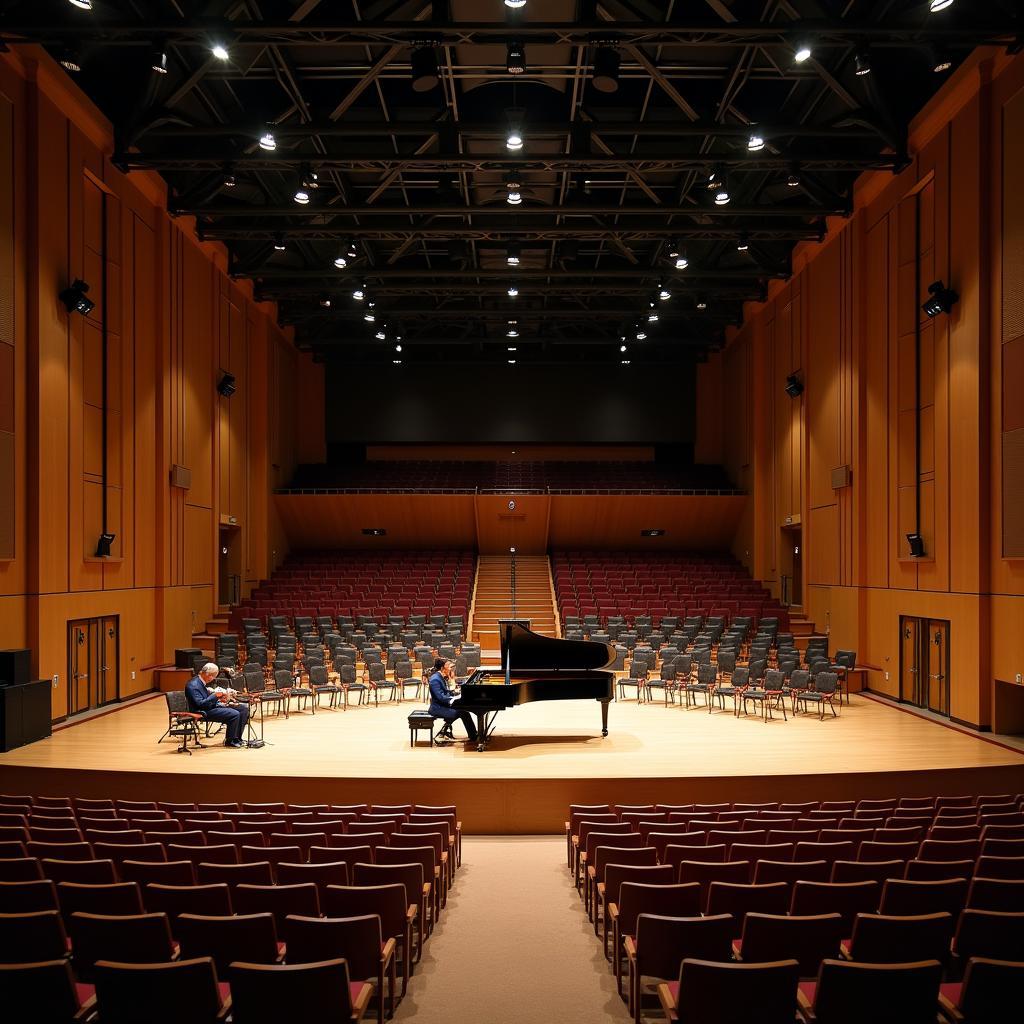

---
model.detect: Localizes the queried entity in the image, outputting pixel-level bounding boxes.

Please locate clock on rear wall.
[508,500,516,511]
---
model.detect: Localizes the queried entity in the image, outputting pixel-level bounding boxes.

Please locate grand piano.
[452,619,615,752]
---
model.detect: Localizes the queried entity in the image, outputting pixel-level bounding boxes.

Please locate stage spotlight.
[211,42,230,61]
[794,41,813,63]
[59,279,94,316]
[592,47,621,93]
[785,373,804,398]
[272,233,286,251]
[854,49,872,76]
[748,132,765,152]
[906,532,926,557]
[922,280,958,317]
[258,130,276,151]
[507,40,526,75]
[217,372,237,397]
[95,533,116,558]
[411,46,440,92]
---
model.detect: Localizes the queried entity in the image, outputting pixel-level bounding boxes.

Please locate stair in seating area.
[469,555,559,653]
[192,614,231,654]
[785,607,825,652]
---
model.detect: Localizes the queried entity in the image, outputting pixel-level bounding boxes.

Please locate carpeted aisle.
[393,836,631,1024]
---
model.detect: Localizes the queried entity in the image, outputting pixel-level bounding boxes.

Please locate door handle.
[929,673,944,680]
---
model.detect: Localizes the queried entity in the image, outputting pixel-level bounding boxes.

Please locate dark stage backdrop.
[325,361,697,445]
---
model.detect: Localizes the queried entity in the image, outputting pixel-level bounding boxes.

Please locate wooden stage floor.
[2,694,1023,833]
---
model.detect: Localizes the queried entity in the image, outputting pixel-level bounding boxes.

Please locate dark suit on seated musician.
[185,662,250,748]
[428,658,478,742]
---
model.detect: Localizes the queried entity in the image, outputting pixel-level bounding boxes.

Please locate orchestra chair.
[197,861,275,888]
[1,959,97,1024]
[938,957,1024,1024]
[789,881,881,936]
[120,859,197,888]
[159,691,203,753]
[656,957,801,1024]
[734,913,843,977]
[230,958,372,1024]
[609,883,701,994]
[0,878,57,914]
[0,856,43,882]
[68,911,177,980]
[798,959,943,1024]
[283,913,396,1024]
[93,957,231,1023]
[0,909,69,963]
[322,885,416,997]
[965,877,1024,912]
[143,882,233,921]
[706,882,790,935]
[951,910,1024,967]
[878,877,968,919]
[627,914,734,1024]
[233,883,320,934]
[841,912,954,966]
[176,912,281,973]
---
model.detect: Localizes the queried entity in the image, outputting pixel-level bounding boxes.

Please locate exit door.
[219,525,241,606]
[67,617,120,717]
[780,526,802,607]
[900,616,950,716]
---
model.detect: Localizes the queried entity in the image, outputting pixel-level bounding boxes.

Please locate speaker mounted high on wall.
[0,649,30,688]
[906,532,926,558]
[217,372,237,397]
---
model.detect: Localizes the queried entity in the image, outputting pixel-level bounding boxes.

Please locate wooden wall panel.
[0,92,14,562]
[475,494,551,555]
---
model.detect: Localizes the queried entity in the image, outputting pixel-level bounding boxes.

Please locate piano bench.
[408,710,437,747]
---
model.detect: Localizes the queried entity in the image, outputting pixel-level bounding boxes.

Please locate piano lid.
[498,619,615,673]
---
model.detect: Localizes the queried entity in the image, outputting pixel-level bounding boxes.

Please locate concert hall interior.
[1,2,1024,1023]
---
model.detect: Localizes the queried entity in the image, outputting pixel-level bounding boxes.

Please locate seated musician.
[185,662,250,748]
[428,658,478,744]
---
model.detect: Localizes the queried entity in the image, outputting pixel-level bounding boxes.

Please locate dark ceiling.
[2,0,1019,366]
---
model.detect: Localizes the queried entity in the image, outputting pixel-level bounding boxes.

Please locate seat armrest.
[838,941,852,960]
[608,903,619,923]
[623,935,637,959]
[407,904,418,922]
[381,937,396,965]
[796,989,815,1022]
[731,940,742,960]
[937,994,963,1023]
[656,982,678,1024]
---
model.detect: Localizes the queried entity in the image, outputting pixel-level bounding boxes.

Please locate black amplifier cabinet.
[175,648,203,670]
[0,680,52,752]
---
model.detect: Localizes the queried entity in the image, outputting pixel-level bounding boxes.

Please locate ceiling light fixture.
[506,127,524,151]
[674,248,689,270]
[318,294,332,308]
[667,239,681,259]
[293,187,310,205]
[592,47,621,93]
[787,164,802,188]
[507,321,519,337]
[506,178,523,205]
[68,0,94,8]
[748,132,765,152]
[222,164,236,188]
[635,330,647,340]
[508,346,517,352]
[648,310,659,322]
[150,42,168,74]
[929,0,954,11]
[714,179,731,205]
[211,42,230,61]
[272,233,286,251]
[707,166,724,192]
[696,296,708,311]
[854,49,872,76]
[506,40,526,75]
[737,234,750,252]
[353,284,366,301]
[506,243,521,266]
[508,359,517,365]
[345,239,358,259]
[395,344,402,353]
[504,0,526,8]
[258,130,276,151]
[620,344,628,353]
[658,283,671,301]
[508,284,519,297]
[410,45,440,92]
[364,312,376,322]
[376,330,387,340]
[794,41,813,63]
[932,48,953,73]
[58,47,82,72]
[333,254,348,269]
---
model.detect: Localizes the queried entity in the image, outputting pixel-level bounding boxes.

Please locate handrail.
[273,486,748,496]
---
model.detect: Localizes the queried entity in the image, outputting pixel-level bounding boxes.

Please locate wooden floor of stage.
[2,694,1022,832]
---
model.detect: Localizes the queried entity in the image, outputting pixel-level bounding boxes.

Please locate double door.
[900,617,950,716]
[67,617,119,717]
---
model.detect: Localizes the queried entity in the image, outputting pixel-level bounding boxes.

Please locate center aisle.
[394,836,631,1024]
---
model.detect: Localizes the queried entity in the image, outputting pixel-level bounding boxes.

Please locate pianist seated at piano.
[428,658,479,744]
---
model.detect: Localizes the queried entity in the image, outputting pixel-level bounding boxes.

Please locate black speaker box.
[0,649,31,687]
[175,648,203,670]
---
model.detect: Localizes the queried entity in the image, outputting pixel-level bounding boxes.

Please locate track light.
[508,284,519,297]
[506,126,524,151]
[258,130,276,151]
[211,43,230,61]
[737,234,749,252]
[318,294,332,308]
[58,47,82,73]
[507,41,526,75]
[353,284,366,301]
[411,46,440,92]
[854,49,872,76]
[932,48,953,73]
[150,42,168,75]
[929,0,954,11]
[658,283,671,301]
[793,41,813,63]
[592,47,621,93]
[748,132,765,152]
[272,233,286,251]
[59,279,94,316]
[68,0,93,8]
[922,280,958,318]
[333,254,348,269]
[506,243,521,266]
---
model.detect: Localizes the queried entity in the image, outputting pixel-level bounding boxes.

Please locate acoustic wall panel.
[0,94,13,560]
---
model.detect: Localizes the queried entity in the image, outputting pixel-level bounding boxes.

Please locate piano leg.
[475,713,487,753]
[600,698,610,737]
